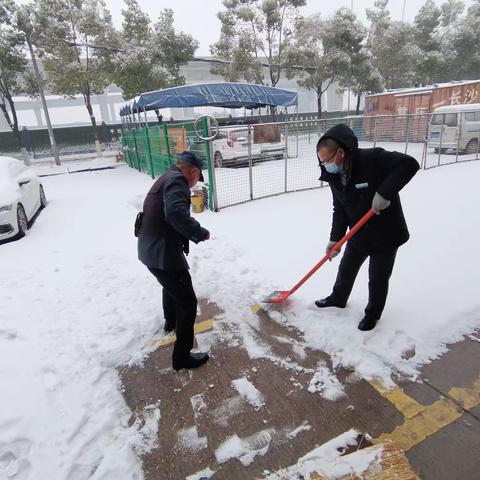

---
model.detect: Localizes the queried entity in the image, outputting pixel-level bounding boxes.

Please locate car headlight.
[0,204,12,212]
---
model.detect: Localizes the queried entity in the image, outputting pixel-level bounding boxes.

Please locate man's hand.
[326,240,340,260]
[372,192,391,215]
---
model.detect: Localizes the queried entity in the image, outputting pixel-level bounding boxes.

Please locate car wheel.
[16,204,28,238]
[465,139,478,154]
[39,185,47,209]
[214,152,223,168]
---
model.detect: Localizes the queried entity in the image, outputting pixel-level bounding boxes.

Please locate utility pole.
[402,0,407,22]
[19,11,61,165]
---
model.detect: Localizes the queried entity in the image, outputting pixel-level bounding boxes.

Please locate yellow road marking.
[373,397,463,451]
[372,375,480,451]
[370,381,425,419]
[148,319,214,349]
[449,376,480,409]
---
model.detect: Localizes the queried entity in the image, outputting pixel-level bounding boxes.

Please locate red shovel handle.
[288,208,376,296]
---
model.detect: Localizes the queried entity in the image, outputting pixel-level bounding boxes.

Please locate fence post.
[248,124,254,200]
[437,117,444,167]
[163,123,173,169]
[202,117,219,211]
[404,115,411,155]
[132,128,140,171]
[144,126,155,178]
[284,121,288,193]
[422,137,428,169]
[455,111,462,163]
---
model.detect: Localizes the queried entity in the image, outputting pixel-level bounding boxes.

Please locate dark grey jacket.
[318,124,420,253]
[137,166,209,270]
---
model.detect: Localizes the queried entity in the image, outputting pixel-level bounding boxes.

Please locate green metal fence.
[121,118,213,209]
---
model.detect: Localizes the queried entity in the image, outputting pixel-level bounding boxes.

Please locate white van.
[428,103,480,154]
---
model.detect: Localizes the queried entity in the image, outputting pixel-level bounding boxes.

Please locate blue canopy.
[124,82,297,114]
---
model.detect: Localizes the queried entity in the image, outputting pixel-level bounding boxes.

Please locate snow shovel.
[262,208,376,304]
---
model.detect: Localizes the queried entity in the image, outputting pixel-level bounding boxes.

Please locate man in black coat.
[315,124,419,331]
[138,151,210,370]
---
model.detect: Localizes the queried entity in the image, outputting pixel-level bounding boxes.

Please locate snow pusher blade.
[262,209,376,304]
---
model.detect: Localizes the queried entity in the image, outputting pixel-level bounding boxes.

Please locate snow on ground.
[265,429,380,480]
[214,429,274,466]
[1,154,479,478]
[196,158,480,385]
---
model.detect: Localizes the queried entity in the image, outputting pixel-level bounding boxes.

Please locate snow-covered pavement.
[1,158,479,478]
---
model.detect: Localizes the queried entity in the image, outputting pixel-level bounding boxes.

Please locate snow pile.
[307,363,346,400]
[215,429,274,466]
[231,377,265,410]
[265,429,379,479]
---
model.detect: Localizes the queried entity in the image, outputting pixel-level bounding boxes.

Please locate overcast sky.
[103,0,473,55]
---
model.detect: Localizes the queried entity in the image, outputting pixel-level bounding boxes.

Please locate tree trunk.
[317,91,322,120]
[356,93,362,115]
[86,99,103,157]
[1,96,31,165]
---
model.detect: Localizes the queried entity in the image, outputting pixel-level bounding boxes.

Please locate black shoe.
[314,296,346,309]
[172,352,209,371]
[358,316,379,331]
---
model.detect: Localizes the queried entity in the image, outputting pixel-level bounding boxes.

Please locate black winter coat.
[137,166,209,270]
[318,124,420,253]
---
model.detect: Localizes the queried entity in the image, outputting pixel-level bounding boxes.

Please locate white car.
[0,156,46,242]
[212,126,285,167]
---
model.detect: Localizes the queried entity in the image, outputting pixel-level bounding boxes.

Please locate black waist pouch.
[134,212,144,237]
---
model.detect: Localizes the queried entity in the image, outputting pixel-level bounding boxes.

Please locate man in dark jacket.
[315,124,419,331]
[138,151,210,370]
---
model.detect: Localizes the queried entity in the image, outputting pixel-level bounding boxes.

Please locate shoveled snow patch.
[215,429,274,466]
[231,377,265,409]
[266,429,379,479]
[287,422,312,439]
[131,403,161,455]
[308,363,346,400]
[186,466,216,480]
[177,426,208,451]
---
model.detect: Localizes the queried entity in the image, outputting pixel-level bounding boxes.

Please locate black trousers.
[331,243,398,319]
[148,267,197,362]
